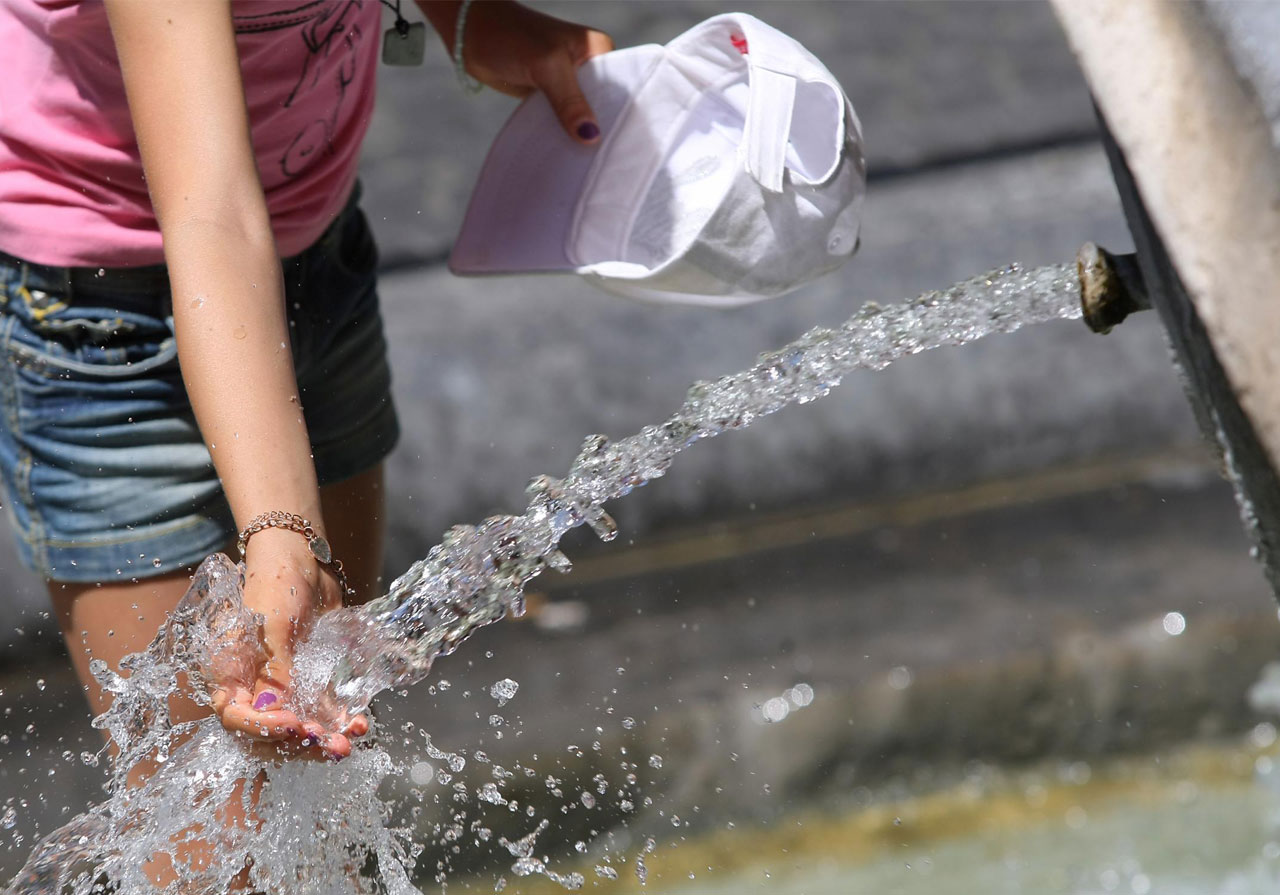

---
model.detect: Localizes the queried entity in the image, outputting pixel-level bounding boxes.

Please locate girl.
[0,0,612,760]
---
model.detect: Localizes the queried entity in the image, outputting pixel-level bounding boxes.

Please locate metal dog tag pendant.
[382,20,426,66]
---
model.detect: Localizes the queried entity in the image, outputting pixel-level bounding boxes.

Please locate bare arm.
[105,0,359,756]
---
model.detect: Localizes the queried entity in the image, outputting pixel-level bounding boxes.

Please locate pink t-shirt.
[0,0,380,268]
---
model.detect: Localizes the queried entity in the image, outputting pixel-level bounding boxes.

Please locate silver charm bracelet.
[237,511,353,599]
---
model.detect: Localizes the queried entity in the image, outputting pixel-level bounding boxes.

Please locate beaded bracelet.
[453,0,484,94]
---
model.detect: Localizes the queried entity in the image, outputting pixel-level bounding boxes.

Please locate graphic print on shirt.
[233,1,367,179]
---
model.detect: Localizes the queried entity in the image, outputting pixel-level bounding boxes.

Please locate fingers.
[344,714,369,738]
[532,47,603,145]
[215,684,305,742]
[580,28,614,62]
[211,680,370,765]
[316,726,352,759]
[247,733,339,764]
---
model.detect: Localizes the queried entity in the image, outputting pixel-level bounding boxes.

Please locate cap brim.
[450,46,664,276]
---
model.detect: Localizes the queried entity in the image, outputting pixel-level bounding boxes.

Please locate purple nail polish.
[253,692,277,711]
[576,121,600,142]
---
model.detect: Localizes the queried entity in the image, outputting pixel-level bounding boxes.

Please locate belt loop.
[14,260,30,310]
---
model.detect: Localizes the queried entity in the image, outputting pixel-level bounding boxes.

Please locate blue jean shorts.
[0,192,399,582]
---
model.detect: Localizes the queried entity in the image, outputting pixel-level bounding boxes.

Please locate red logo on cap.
[730,33,749,54]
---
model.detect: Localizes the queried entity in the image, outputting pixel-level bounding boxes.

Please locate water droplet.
[489,678,519,706]
[35,678,45,691]
[478,782,507,805]
[621,717,635,730]
[1162,611,1186,636]
[888,665,914,690]
[648,754,663,769]
[635,852,649,883]
[788,682,815,706]
[232,325,247,340]
[761,696,790,722]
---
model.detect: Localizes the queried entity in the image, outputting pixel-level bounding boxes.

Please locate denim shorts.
[0,191,399,582]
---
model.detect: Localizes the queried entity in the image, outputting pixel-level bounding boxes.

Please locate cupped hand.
[458,0,615,143]
[208,528,368,760]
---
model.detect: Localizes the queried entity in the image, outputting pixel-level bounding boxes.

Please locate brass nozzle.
[1078,242,1152,333]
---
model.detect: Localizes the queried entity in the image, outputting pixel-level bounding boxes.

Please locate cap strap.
[742,64,796,193]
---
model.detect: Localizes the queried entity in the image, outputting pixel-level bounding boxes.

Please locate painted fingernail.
[576,121,600,142]
[253,692,278,711]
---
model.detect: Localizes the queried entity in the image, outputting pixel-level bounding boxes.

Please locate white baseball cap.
[449,13,866,307]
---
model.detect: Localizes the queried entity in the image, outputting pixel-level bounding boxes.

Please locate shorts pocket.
[5,309,178,381]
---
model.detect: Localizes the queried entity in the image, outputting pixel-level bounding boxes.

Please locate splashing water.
[5,263,1081,894]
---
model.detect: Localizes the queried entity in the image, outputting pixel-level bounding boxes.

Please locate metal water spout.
[1076,243,1150,335]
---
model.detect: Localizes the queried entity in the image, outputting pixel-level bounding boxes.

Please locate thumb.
[532,50,601,145]
[255,611,297,708]
[256,640,294,706]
